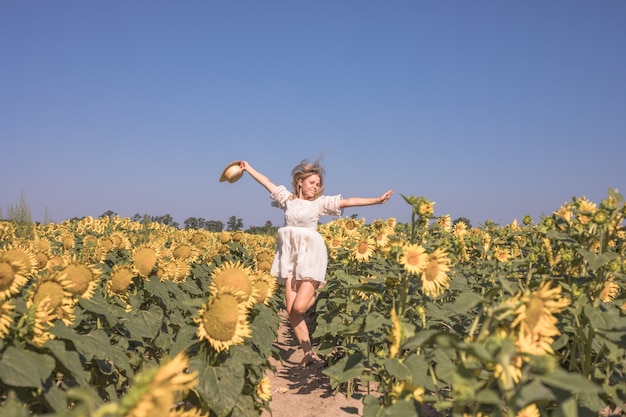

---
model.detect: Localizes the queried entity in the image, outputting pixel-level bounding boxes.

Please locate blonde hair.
[291,158,325,199]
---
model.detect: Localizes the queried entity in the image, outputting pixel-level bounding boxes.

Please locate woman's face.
[298,174,321,200]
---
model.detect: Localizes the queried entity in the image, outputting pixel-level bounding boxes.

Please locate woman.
[240,159,393,367]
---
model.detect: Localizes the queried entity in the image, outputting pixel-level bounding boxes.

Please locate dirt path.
[261,309,365,417]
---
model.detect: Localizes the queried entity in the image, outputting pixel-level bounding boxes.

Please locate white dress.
[270,185,343,284]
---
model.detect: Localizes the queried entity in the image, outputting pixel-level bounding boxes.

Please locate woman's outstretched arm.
[240,161,278,194]
[340,189,393,209]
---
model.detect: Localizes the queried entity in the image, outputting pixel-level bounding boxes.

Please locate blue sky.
[2,1,625,229]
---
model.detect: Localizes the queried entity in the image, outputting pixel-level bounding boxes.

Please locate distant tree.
[131,213,144,222]
[452,217,472,229]
[227,216,243,231]
[184,217,208,230]
[184,217,199,229]
[43,206,54,224]
[150,214,179,228]
[246,220,278,236]
[205,220,224,232]
[100,210,118,219]
[7,191,33,238]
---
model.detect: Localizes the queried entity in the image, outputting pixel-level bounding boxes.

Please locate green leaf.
[382,398,421,417]
[538,367,602,394]
[450,291,483,315]
[515,378,556,408]
[384,358,412,380]
[322,351,366,389]
[230,393,257,417]
[192,357,245,417]
[0,346,55,388]
[122,305,164,340]
[475,388,501,405]
[45,340,91,386]
[583,304,622,331]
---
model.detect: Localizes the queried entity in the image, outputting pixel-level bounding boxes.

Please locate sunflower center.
[3,249,32,275]
[134,248,157,276]
[202,294,240,341]
[173,245,192,259]
[34,281,65,310]
[357,242,369,255]
[110,268,134,294]
[62,264,93,295]
[213,269,252,303]
[422,262,440,282]
[0,262,16,291]
[524,297,545,330]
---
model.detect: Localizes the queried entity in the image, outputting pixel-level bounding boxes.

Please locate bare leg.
[284,277,320,367]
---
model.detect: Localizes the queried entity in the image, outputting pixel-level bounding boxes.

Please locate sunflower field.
[1,189,625,417]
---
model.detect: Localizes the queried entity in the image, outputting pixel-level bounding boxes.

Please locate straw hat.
[219,161,244,183]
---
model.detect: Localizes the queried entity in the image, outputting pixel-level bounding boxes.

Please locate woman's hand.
[379,189,393,204]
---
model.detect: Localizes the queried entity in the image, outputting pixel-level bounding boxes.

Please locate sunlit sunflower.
[28,297,57,346]
[210,261,257,307]
[194,286,252,352]
[132,244,161,278]
[342,218,364,235]
[516,404,540,417]
[600,277,620,303]
[171,259,192,283]
[0,300,15,338]
[575,196,597,225]
[420,248,451,298]
[28,274,76,326]
[119,351,198,417]
[0,243,38,277]
[373,227,393,249]
[256,376,272,402]
[493,247,511,263]
[107,265,135,301]
[488,329,523,390]
[511,280,570,356]
[250,270,277,305]
[437,215,452,232]
[399,244,428,275]
[453,221,469,238]
[59,256,101,299]
[171,243,200,263]
[353,236,376,262]
[389,381,425,404]
[0,259,29,301]
[60,233,75,250]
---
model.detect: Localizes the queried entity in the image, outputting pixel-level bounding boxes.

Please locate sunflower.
[516,404,540,417]
[388,307,402,359]
[120,351,198,417]
[194,286,252,352]
[59,257,101,299]
[27,271,76,326]
[353,236,376,262]
[342,218,364,235]
[0,300,15,338]
[437,215,452,232]
[0,259,29,301]
[373,227,393,249]
[399,244,428,275]
[511,280,570,356]
[250,270,277,305]
[107,265,135,301]
[210,261,257,307]
[171,259,191,283]
[28,297,57,346]
[1,243,38,277]
[172,243,200,263]
[256,376,272,402]
[132,244,161,278]
[389,381,425,404]
[600,277,620,303]
[420,248,451,298]
[493,247,511,263]
[453,221,469,238]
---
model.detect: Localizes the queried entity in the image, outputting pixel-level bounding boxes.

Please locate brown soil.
[261,309,366,417]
